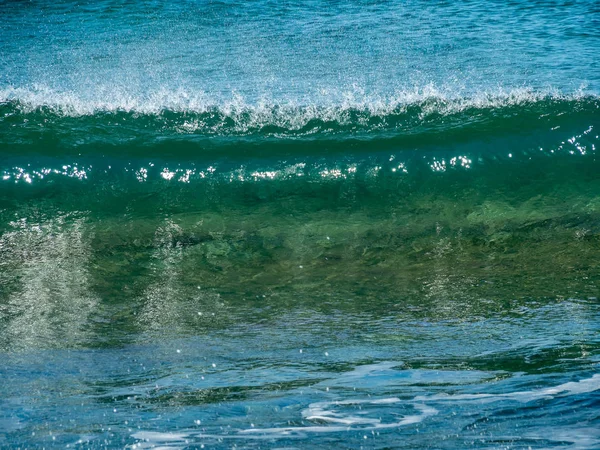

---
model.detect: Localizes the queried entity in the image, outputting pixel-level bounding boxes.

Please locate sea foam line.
[0,83,582,119]
[128,373,600,447]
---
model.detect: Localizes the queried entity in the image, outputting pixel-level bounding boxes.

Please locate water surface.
[1,1,600,448]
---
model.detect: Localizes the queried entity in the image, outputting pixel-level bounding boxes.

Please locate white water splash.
[0,83,581,119]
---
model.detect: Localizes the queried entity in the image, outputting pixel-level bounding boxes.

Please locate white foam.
[128,374,600,443]
[0,83,584,122]
[239,397,437,436]
[227,375,599,439]
[415,374,600,404]
[130,431,188,449]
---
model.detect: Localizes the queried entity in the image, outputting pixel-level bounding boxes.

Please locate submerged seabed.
[0,92,599,448]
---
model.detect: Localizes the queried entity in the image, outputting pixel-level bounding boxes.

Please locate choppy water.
[1,1,600,448]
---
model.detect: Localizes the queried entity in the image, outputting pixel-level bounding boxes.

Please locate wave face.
[2,1,600,449]
[1,92,598,153]
[1,91,598,313]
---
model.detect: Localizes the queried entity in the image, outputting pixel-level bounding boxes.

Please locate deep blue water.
[1,1,600,448]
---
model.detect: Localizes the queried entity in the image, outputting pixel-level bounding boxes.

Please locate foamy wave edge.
[0,84,591,118]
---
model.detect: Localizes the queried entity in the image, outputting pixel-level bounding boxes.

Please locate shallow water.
[1,0,600,448]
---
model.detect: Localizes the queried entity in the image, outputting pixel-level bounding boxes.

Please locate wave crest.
[1,85,595,134]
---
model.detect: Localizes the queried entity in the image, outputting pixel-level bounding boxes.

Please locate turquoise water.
[1,1,600,448]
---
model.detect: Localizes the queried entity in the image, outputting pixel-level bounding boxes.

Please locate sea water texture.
[1,1,600,448]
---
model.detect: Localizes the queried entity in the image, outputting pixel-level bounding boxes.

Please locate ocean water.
[1,0,600,448]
